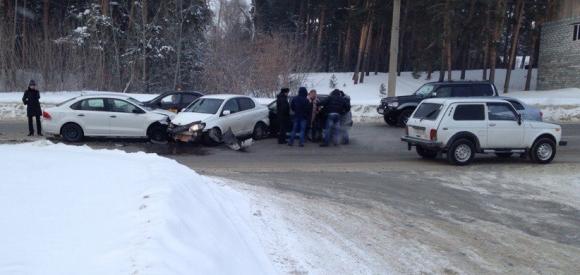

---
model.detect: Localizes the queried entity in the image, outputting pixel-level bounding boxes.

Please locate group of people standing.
[276,87,352,147]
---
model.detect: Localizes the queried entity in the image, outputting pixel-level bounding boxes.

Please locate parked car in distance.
[497,97,543,121]
[401,98,567,165]
[378,81,499,127]
[267,95,329,136]
[42,95,176,142]
[141,91,204,113]
[168,95,269,143]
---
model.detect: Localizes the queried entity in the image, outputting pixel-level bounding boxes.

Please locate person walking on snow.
[288,87,310,147]
[22,80,42,136]
[276,88,291,144]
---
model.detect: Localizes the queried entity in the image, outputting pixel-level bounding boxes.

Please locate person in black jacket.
[22,80,42,136]
[276,88,291,144]
[288,87,310,147]
[320,89,347,147]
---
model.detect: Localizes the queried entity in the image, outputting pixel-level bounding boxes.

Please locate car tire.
[252,122,268,140]
[203,127,222,146]
[60,123,84,142]
[495,153,513,158]
[530,138,556,164]
[397,109,413,127]
[384,115,397,126]
[147,124,168,144]
[447,139,475,166]
[416,146,438,159]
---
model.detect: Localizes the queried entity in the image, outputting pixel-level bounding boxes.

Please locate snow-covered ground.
[1,69,579,122]
[0,141,275,275]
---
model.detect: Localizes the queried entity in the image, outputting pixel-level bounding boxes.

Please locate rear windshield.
[413,103,443,120]
[184,98,224,114]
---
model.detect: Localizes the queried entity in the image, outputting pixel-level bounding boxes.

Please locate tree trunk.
[374,23,385,75]
[316,3,326,63]
[342,24,352,70]
[360,22,373,83]
[142,0,148,92]
[443,0,452,81]
[353,23,369,84]
[503,0,524,94]
[489,0,506,83]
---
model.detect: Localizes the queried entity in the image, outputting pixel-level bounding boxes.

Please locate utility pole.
[388,0,400,97]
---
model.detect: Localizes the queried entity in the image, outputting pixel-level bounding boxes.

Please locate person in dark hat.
[22,80,42,136]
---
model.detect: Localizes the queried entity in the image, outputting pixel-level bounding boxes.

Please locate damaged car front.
[167,120,206,142]
[167,97,224,143]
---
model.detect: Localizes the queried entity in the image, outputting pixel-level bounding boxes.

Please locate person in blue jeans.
[320,89,347,147]
[288,87,310,147]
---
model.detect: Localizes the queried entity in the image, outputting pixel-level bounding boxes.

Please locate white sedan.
[42,95,175,142]
[168,94,269,143]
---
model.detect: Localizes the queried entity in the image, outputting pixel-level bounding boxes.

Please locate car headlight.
[387,101,399,108]
[189,123,205,132]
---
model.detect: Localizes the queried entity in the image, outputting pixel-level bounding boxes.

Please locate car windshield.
[413,103,443,120]
[414,84,436,97]
[126,97,152,111]
[184,98,224,114]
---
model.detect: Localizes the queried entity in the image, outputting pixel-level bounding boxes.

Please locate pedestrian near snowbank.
[288,87,310,147]
[22,80,42,136]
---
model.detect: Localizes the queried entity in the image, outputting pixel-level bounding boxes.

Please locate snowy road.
[1,120,580,273]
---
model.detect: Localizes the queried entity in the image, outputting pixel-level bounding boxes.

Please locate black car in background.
[142,91,204,112]
[267,95,329,136]
[378,81,498,127]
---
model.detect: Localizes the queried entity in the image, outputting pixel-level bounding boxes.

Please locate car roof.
[201,94,250,100]
[74,94,136,100]
[421,97,511,105]
[424,81,494,86]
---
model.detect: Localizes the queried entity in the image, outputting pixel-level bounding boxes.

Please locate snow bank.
[0,141,275,275]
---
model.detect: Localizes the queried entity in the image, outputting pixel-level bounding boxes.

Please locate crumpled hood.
[171,112,214,126]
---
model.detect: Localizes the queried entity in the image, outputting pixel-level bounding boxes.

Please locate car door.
[107,99,148,137]
[219,98,243,135]
[236,97,257,134]
[486,102,525,148]
[70,98,110,136]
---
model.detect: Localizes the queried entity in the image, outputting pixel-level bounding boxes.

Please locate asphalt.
[1,119,580,273]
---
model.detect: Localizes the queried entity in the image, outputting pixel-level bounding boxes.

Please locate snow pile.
[0,141,275,275]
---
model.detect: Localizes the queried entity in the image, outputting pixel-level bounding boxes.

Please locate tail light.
[42,111,52,120]
[429,129,437,141]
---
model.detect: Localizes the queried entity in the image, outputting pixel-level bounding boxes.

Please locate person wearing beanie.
[288,87,310,147]
[22,80,42,136]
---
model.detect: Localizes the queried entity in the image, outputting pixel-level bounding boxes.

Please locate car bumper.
[401,136,443,150]
[377,105,396,115]
[167,122,205,143]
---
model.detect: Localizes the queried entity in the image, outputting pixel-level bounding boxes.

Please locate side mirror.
[222,110,231,116]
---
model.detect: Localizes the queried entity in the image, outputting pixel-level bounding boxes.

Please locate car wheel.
[495,153,513,158]
[60,123,84,142]
[253,122,268,140]
[447,139,475,166]
[148,124,168,144]
[203,127,222,146]
[397,109,413,127]
[416,146,438,159]
[384,115,397,126]
[530,138,556,164]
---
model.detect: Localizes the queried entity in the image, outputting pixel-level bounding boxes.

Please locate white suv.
[401,98,567,165]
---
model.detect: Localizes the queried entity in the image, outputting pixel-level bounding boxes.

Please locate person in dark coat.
[306,89,322,141]
[288,87,310,147]
[339,90,352,144]
[320,89,347,147]
[276,88,291,144]
[22,80,42,136]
